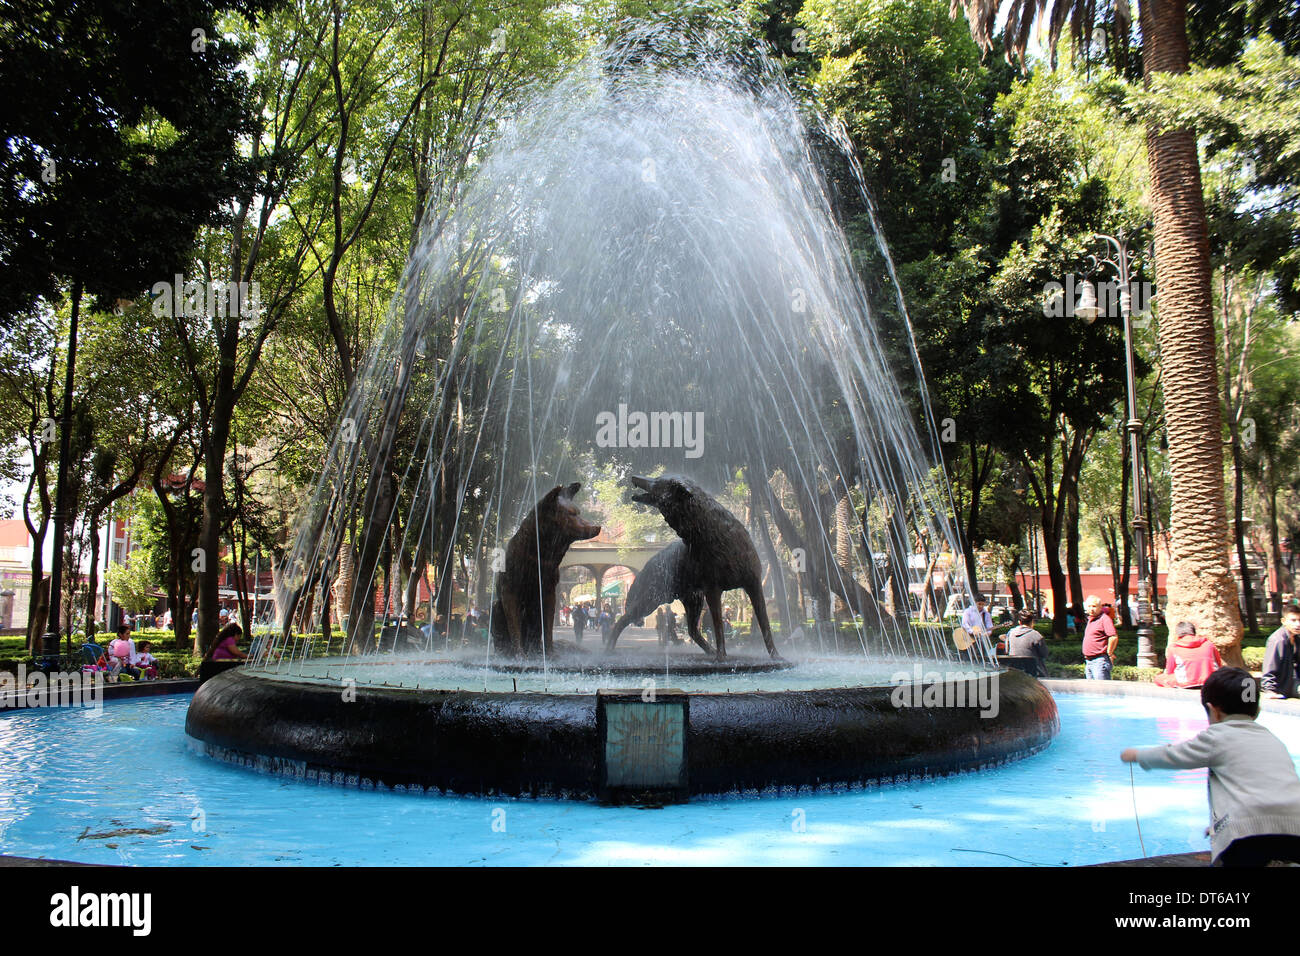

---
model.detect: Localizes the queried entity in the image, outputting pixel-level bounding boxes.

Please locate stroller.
[79,641,109,678]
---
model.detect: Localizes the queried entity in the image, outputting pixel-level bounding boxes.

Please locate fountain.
[186,15,1057,800]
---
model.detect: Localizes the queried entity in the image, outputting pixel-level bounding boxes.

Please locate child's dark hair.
[117,623,131,636]
[1018,609,1035,625]
[1201,667,1259,718]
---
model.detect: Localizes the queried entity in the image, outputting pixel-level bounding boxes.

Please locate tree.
[798,0,1018,596]
[979,67,1131,636]
[105,553,161,618]
[0,312,60,648]
[0,0,280,650]
[1241,321,1300,613]
[1131,35,1300,639]
[954,0,1248,658]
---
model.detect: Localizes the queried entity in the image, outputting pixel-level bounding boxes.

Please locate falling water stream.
[256,17,994,688]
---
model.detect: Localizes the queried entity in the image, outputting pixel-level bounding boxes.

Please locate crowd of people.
[561,602,615,644]
[559,600,742,647]
[1074,595,1300,703]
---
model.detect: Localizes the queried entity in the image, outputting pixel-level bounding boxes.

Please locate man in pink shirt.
[1081,595,1117,680]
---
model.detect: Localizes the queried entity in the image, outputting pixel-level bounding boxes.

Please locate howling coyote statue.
[627,474,780,660]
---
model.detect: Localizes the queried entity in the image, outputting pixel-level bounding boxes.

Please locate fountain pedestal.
[186,666,1059,799]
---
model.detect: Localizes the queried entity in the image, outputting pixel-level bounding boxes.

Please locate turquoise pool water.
[2,692,1295,866]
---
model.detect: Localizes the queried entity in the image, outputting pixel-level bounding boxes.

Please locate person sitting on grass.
[1121,667,1300,866]
[1154,621,1222,689]
[206,622,247,661]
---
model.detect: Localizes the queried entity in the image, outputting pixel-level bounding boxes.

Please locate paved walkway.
[1090,852,1211,867]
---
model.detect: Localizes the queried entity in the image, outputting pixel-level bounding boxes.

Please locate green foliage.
[584,464,670,546]
[1133,37,1300,309]
[0,0,279,323]
[801,0,1007,266]
[104,553,161,615]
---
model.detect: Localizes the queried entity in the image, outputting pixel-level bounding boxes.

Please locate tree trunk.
[1066,482,1085,622]
[84,508,103,639]
[1140,0,1245,663]
[768,474,886,627]
[833,494,854,620]
[404,539,429,630]
[1268,483,1282,614]
[1002,551,1024,612]
[1042,512,1070,639]
[749,473,794,633]
[197,389,235,656]
[1231,432,1258,633]
[45,281,81,645]
[475,549,491,615]
[25,537,45,651]
[30,575,50,648]
[335,530,354,626]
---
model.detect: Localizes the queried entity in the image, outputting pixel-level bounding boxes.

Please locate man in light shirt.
[961,593,993,641]
[957,593,996,660]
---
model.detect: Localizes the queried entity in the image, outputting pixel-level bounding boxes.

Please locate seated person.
[1154,621,1222,689]
[206,622,247,661]
[108,626,140,680]
[1004,610,1048,678]
[132,640,159,680]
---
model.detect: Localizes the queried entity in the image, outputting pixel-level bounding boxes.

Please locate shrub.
[1047,663,1163,682]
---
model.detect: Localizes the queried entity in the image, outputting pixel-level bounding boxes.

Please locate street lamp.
[1075,231,1158,668]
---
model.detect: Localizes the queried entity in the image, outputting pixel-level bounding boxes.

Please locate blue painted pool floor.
[2,693,1295,866]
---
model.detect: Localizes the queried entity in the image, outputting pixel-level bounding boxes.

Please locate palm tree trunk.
[1139,0,1245,664]
[834,494,854,619]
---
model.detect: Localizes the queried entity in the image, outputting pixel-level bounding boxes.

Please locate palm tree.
[953,0,1245,663]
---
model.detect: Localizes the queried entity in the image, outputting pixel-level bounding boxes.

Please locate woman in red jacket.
[1155,621,1223,689]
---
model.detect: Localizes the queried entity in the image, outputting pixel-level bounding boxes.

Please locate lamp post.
[1074,231,1158,668]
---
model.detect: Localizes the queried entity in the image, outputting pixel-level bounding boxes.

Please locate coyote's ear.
[564,481,581,499]
[539,485,564,507]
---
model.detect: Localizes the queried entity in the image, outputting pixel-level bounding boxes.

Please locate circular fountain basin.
[186,658,1059,798]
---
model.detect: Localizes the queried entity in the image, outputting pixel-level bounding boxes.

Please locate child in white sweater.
[1121,666,1300,866]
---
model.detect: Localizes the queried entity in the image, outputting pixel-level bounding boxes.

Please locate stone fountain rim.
[186,666,1059,799]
